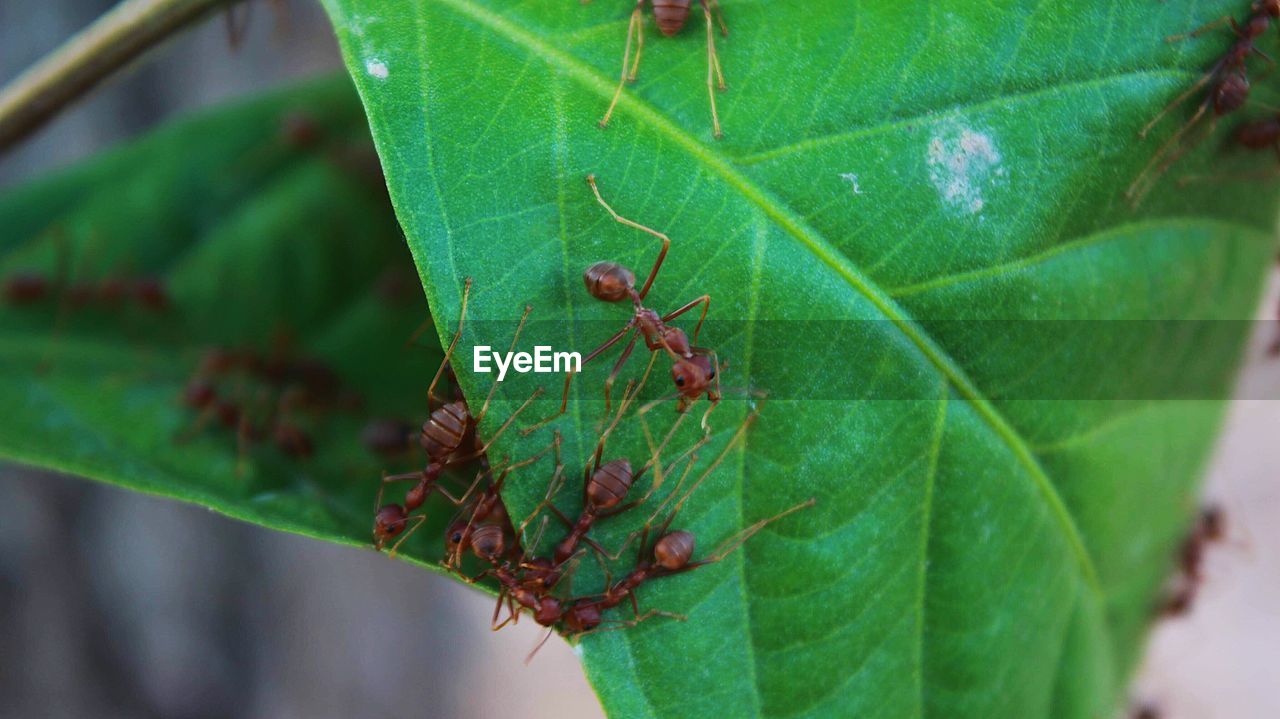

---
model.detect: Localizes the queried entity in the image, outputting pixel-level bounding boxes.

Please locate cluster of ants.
[2,269,168,312]
[369,175,812,651]
[179,345,360,462]
[1128,0,1280,204]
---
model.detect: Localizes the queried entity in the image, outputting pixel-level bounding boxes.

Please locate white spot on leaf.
[365,59,389,80]
[926,126,1003,215]
[839,173,864,195]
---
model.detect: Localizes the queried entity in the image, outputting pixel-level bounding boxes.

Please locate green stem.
[0,0,237,153]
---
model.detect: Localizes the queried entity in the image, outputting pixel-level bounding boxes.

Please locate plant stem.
[0,0,237,153]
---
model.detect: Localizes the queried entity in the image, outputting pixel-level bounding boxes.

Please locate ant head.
[564,602,602,633]
[373,505,408,547]
[1263,0,1280,19]
[444,520,470,554]
[670,355,716,398]
[1200,505,1226,541]
[470,524,507,560]
[654,530,696,570]
[583,261,636,303]
[535,596,564,627]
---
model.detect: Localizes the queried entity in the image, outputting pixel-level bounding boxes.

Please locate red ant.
[179,345,353,465]
[2,270,169,312]
[535,370,709,573]
[559,496,814,635]
[1173,113,1280,186]
[1126,1,1280,205]
[598,0,729,138]
[467,486,812,658]
[441,430,567,570]
[373,280,546,553]
[527,175,719,432]
[1159,504,1227,617]
[2,273,51,305]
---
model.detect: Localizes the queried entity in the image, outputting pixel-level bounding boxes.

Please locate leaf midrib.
[428,0,1105,598]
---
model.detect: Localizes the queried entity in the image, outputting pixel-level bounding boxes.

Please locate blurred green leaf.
[318,0,1279,717]
[0,77,456,567]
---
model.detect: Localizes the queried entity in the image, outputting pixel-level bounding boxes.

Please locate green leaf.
[0,77,461,569]
[319,0,1278,716]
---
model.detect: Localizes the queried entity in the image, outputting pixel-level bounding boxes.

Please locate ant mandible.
[597,0,729,138]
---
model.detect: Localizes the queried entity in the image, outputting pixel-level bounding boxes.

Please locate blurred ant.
[1126,1,1280,205]
[360,418,416,457]
[2,270,169,312]
[598,0,729,138]
[1159,504,1228,617]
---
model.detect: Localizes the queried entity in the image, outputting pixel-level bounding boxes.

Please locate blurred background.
[0,1,1276,717]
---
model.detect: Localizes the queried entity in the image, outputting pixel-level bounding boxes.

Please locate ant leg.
[587,175,671,300]
[589,378,637,473]
[627,410,707,513]
[423,277,472,405]
[1127,101,1210,205]
[520,323,635,435]
[628,6,645,81]
[600,4,643,129]
[473,303,534,426]
[703,0,724,139]
[679,498,817,571]
[1138,62,1220,139]
[387,514,430,558]
[707,0,728,35]
[1165,15,1235,43]
[375,470,423,513]
[434,467,487,506]
[491,588,514,631]
[518,463,570,538]
[468,386,546,457]
[655,406,762,531]
[692,347,723,430]
[524,628,556,664]
[601,333,640,415]
[663,294,711,343]
[571,609,687,639]
[545,503,576,528]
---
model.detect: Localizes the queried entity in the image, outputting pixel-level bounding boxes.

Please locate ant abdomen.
[652,0,693,36]
[587,459,634,510]
[420,400,469,458]
[1235,117,1279,148]
[583,261,635,303]
[654,530,695,570]
[470,524,507,560]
